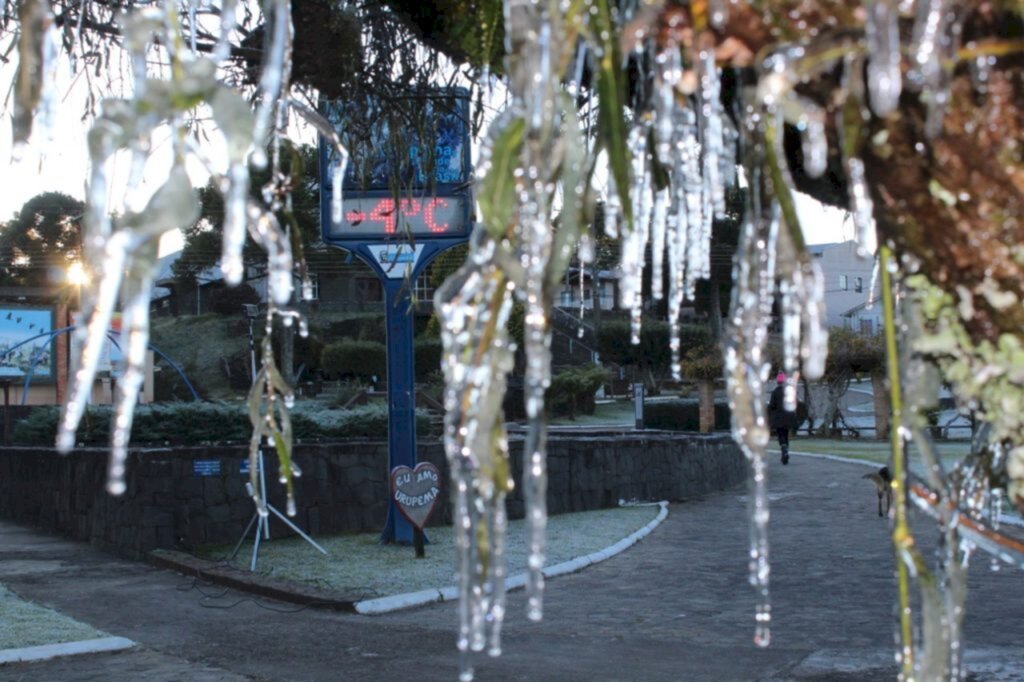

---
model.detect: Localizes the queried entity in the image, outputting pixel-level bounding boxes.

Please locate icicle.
[290,98,349,225]
[650,190,668,300]
[680,113,703,300]
[107,248,158,495]
[779,267,802,412]
[250,0,292,168]
[866,255,881,309]
[725,105,779,645]
[620,122,651,342]
[800,261,828,381]
[604,180,622,238]
[698,50,727,217]
[188,0,198,53]
[758,49,830,179]
[864,0,903,116]
[247,203,294,306]
[910,0,962,138]
[11,0,60,153]
[845,157,876,255]
[221,163,250,285]
[910,0,947,87]
[58,240,128,453]
[212,0,240,63]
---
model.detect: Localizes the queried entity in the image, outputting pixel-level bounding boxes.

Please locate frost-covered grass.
[0,585,107,650]
[204,505,660,600]
[550,400,635,426]
[784,437,971,471]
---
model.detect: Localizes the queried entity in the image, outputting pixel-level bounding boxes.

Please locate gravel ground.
[200,505,661,601]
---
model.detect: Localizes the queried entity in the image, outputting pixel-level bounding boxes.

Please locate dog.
[863,466,892,517]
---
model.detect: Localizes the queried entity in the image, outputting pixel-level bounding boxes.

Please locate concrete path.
[2,455,1022,681]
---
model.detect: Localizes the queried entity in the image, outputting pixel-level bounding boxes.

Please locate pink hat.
[776,372,786,383]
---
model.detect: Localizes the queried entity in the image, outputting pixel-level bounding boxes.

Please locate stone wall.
[0,433,745,559]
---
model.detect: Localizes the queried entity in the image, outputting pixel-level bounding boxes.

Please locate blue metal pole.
[379,278,417,544]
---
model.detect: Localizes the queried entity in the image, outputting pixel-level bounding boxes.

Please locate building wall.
[0,433,747,559]
[811,241,881,330]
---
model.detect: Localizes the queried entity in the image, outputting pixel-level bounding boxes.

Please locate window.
[860,318,874,335]
[839,274,848,291]
[854,276,864,293]
[414,272,434,303]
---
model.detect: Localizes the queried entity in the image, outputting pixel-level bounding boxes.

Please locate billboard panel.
[0,308,55,380]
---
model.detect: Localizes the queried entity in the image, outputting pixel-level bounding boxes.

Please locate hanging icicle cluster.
[434,1,588,677]
[9,0,1024,679]
[7,0,346,518]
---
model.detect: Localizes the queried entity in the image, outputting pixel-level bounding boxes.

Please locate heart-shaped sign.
[390,463,442,530]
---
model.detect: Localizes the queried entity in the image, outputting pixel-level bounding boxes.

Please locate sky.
[0,51,853,258]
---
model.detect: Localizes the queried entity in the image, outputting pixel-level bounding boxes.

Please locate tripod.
[229,306,328,571]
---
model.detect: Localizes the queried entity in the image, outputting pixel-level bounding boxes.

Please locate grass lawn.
[0,585,107,650]
[201,505,661,601]
[550,400,636,426]
[784,436,972,472]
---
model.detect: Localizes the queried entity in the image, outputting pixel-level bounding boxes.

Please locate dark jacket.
[767,385,799,430]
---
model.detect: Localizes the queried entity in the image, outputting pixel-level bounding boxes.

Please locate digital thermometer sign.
[326,194,468,238]
[319,89,472,243]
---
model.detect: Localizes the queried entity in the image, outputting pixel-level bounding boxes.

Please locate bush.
[296,402,432,438]
[643,400,732,431]
[326,316,386,343]
[14,403,259,445]
[597,321,711,388]
[11,401,432,445]
[320,339,386,381]
[547,364,609,418]
[329,378,370,407]
[415,338,443,382]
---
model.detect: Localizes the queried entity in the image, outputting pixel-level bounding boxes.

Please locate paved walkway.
[2,455,1023,681]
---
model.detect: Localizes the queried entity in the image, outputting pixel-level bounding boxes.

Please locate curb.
[147,549,360,611]
[0,637,135,665]
[784,450,1024,529]
[355,501,669,615]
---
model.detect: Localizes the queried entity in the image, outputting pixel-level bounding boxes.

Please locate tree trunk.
[698,379,715,433]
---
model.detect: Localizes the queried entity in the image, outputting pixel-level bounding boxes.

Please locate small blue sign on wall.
[239,459,251,475]
[193,460,221,477]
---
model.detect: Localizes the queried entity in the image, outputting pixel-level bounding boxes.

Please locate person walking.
[768,372,797,465]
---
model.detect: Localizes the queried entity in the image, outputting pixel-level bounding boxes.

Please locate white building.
[808,241,881,334]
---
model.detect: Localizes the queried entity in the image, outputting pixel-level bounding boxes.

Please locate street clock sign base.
[319,88,471,545]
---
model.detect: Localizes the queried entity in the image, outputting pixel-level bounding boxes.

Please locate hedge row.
[643,400,732,432]
[12,402,432,446]
[317,338,443,383]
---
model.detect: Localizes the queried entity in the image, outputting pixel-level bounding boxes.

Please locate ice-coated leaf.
[210,86,256,163]
[478,117,525,239]
[590,0,633,232]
